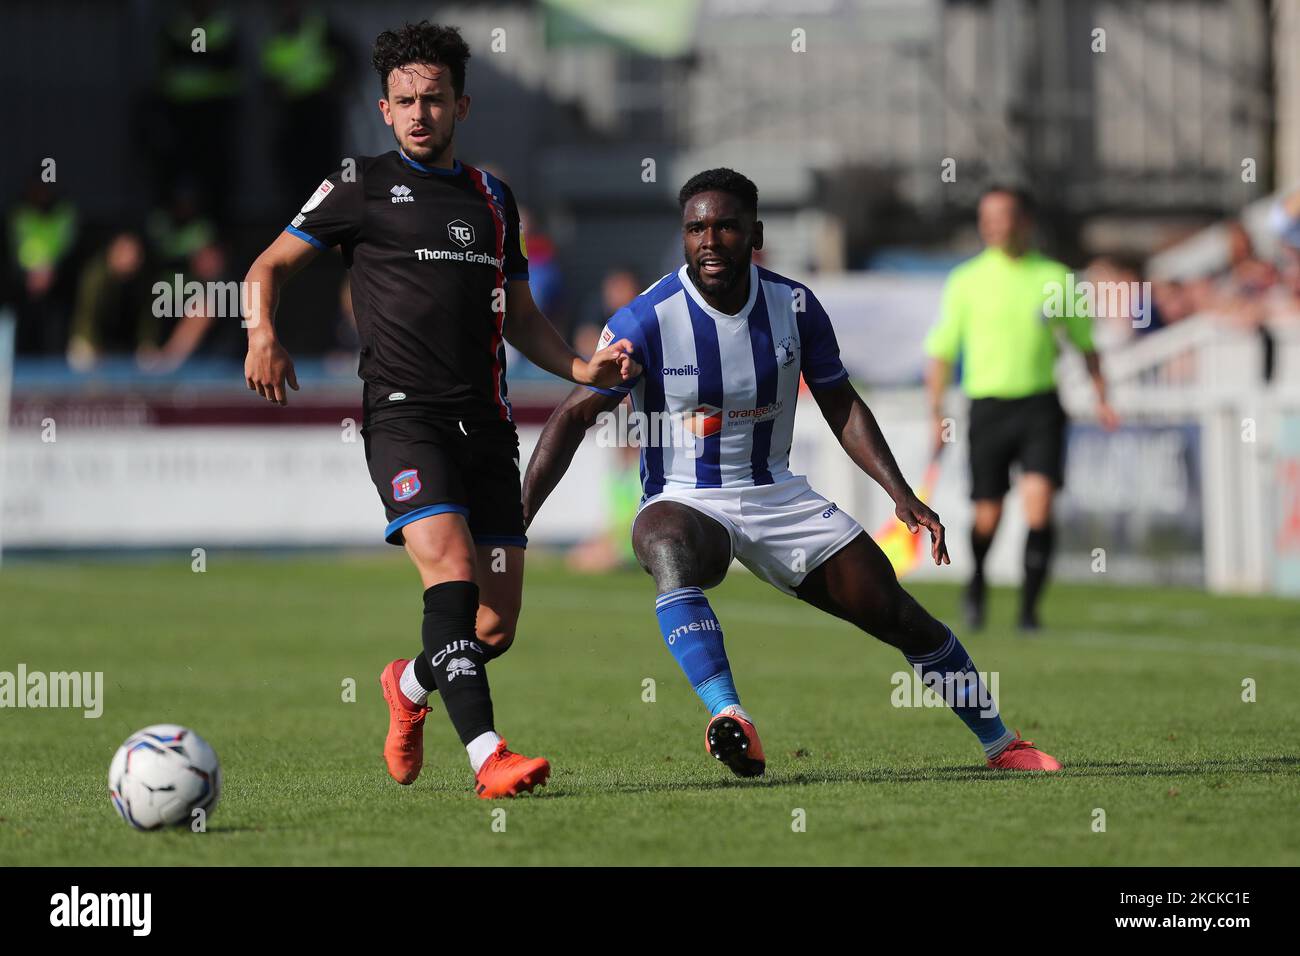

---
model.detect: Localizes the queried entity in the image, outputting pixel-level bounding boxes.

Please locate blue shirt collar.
[398,149,462,176]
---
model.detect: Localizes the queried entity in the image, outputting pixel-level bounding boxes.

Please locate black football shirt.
[285,150,529,424]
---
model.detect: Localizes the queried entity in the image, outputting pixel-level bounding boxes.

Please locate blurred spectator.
[1084,254,1162,351]
[138,242,242,373]
[5,175,79,355]
[574,265,641,354]
[67,232,153,369]
[1221,220,1278,303]
[1213,221,1280,380]
[1151,278,1197,327]
[262,3,353,201]
[151,1,242,219]
[1268,187,1300,323]
[565,265,643,573]
[147,185,217,271]
[1269,187,1300,249]
[1275,244,1300,306]
[518,204,567,329]
[1141,210,1298,382]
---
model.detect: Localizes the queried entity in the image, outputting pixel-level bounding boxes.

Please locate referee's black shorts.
[361,415,527,548]
[967,389,1068,500]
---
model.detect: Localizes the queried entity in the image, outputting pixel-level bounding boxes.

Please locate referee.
[924,186,1118,632]
[241,22,637,798]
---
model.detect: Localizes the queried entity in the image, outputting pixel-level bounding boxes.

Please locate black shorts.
[968,390,1068,500]
[362,415,527,548]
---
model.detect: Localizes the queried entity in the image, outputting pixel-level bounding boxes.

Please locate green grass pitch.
[2,553,1298,866]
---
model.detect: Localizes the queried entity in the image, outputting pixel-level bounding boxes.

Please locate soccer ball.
[108,724,221,830]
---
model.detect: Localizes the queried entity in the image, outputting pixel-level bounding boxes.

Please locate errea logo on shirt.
[390,184,414,204]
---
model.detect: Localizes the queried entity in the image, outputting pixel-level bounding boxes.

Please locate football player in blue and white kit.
[523,169,1060,775]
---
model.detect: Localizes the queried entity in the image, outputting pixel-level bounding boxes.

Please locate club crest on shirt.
[776,336,797,368]
[391,468,421,502]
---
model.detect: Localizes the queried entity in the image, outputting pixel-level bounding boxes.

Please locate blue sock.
[654,587,739,716]
[904,627,1015,758]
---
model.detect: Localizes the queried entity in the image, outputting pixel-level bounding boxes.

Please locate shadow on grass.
[1052,755,1300,776]
[570,754,1300,795]
[251,755,1300,804]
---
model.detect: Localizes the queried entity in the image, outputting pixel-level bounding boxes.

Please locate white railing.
[1058,313,1296,593]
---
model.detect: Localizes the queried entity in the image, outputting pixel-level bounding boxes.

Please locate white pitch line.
[1050,630,1300,665]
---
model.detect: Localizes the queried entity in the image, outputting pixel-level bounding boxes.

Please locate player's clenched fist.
[245,338,300,405]
[581,337,642,391]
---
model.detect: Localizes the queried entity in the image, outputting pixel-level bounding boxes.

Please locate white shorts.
[634,475,865,596]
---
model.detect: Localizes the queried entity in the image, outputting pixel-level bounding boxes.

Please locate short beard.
[396,123,454,166]
[686,247,752,297]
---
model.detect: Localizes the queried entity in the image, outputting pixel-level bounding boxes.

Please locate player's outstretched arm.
[503,279,641,390]
[521,385,624,530]
[243,231,320,405]
[811,378,950,565]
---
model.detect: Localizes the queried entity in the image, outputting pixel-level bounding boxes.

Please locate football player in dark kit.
[242,22,638,799]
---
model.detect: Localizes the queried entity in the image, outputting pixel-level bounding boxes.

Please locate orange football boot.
[379,658,431,785]
[474,740,551,799]
[705,705,766,777]
[987,731,1062,771]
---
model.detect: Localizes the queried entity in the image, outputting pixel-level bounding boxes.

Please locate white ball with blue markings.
[108,724,221,830]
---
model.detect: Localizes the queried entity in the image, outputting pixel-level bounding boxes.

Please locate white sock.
[719,703,753,724]
[399,659,430,706]
[984,728,1018,759]
[467,731,502,773]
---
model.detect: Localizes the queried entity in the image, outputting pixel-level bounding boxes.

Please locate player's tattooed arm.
[811,378,949,565]
[521,385,624,529]
[243,231,320,405]
[503,279,641,389]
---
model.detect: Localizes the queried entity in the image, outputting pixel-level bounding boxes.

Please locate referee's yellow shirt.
[924,248,1094,399]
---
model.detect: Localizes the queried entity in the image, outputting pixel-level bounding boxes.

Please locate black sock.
[1022,526,1055,618]
[413,609,509,692]
[422,580,494,745]
[970,528,994,584]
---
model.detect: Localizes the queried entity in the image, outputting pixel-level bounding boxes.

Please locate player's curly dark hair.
[678,168,759,216]
[372,21,471,98]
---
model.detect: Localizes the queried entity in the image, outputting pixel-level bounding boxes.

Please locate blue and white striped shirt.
[590,263,850,495]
